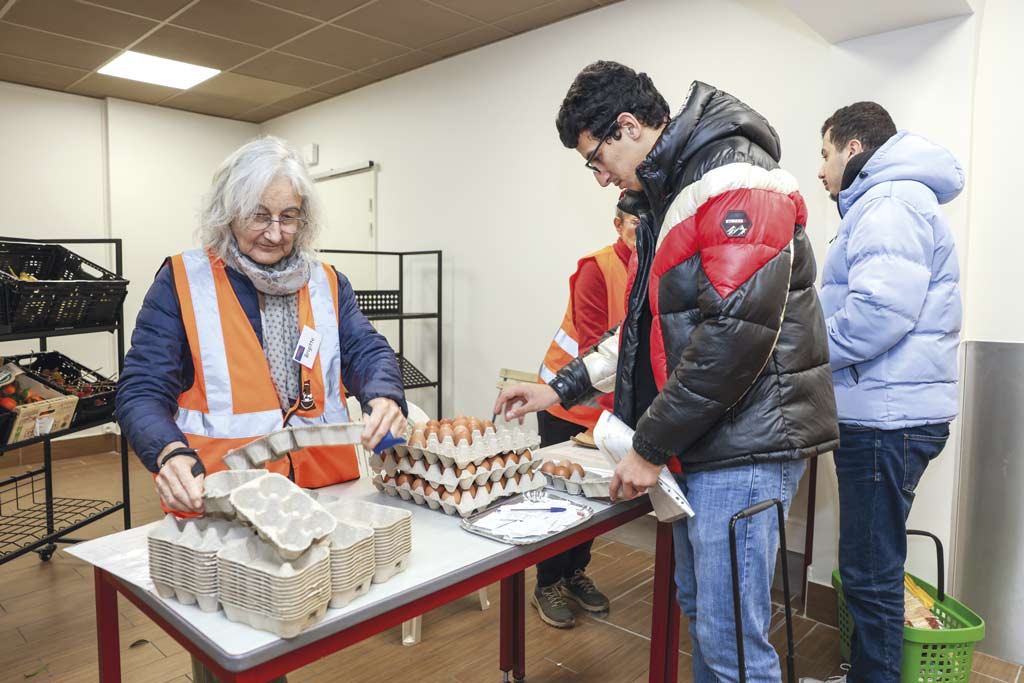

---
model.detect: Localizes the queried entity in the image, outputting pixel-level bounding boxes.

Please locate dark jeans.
[835,422,949,683]
[536,410,594,588]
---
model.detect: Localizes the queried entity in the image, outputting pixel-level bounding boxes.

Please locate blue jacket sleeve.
[334,268,408,416]
[826,196,933,371]
[114,262,189,473]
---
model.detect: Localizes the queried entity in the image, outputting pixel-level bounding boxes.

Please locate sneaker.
[800,665,849,683]
[561,569,610,613]
[532,581,576,628]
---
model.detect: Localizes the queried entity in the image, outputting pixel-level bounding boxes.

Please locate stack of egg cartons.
[326,523,376,608]
[215,473,337,637]
[217,535,332,638]
[147,516,251,612]
[321,498,412,584]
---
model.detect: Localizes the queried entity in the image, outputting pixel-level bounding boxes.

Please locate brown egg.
[426,419,440,429]
[484,481,492,494]
[569,463,586,478]
[505,452,520,467]
[461,462,476,476]
[520,449,533,462]
[396,473,412,487]
[424,427,439,441]
[381,473,393,485]
[467,484,478,498]
[540,461,556,475]
[484,420,496,432]
[468,417,484,433]
[439,418,454,427]
[408,431,426,448]
[414,421,429,431]
[513,473,522,485]
[490,454,505,470]
[453,425,472,445]
[439,424,455,441]
[452,416,469,429]
[553,465,569,479]
[411,478,425,492]
[424,484,436,497]
[441,489,461,504]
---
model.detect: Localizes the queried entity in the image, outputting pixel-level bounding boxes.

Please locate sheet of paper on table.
[471,499,583,539]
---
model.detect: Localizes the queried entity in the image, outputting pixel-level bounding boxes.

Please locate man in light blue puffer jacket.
[814,102,963,683]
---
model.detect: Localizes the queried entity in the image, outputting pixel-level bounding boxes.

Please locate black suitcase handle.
[730,499,796,683]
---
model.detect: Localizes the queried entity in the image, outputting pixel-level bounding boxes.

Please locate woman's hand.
[362,397,407,451]
[155,441,204,513]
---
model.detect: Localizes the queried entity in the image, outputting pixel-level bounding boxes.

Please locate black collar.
[840,148,878,194]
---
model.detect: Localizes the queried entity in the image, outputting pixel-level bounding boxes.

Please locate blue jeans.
[673,459,807,683]
[835,422,949,683]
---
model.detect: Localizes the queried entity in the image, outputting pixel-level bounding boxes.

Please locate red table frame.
[93,502,682,682]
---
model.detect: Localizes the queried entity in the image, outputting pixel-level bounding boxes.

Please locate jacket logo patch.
[721,210,752,238]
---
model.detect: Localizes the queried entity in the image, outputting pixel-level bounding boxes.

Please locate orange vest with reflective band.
[538,245,628,429]
[169,250,359,503]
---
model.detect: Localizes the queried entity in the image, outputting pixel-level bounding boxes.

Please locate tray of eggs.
[540,458,615,499]
[374,448,543,488]
[371,466,547,517]
[383,416,541,470]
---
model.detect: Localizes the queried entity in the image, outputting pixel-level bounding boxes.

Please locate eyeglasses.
[245,210,306,234]
[584,120,620,173]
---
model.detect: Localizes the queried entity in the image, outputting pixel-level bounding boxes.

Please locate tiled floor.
[0,453,1018,682]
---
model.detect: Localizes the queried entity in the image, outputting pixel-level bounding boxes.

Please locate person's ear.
[847,138,863,159]
[616,112,642,140]
[614,216,623,235]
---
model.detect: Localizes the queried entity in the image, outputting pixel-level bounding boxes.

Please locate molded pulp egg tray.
[147,471,412,638]
[220,423,364,471]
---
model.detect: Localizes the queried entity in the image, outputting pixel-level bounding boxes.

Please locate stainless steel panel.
[953,341,1024,664]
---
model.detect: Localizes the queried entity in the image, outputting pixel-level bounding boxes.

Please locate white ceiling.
[781,0,974,43]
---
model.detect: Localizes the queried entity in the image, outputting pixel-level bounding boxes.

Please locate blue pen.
[509,507,567,512]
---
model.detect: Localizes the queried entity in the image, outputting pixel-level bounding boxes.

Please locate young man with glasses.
[495,61,838,682]
[532,192,641,628]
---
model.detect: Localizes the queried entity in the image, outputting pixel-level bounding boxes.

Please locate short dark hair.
[556,61,670,149]
[821,102,897,152]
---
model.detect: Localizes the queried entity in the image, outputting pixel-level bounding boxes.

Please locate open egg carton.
[372,447,543,492]
[316,496,413,584]
[386,416,541,470]
[147,515,254,612]
[372,469,547,518]
[540,457,614,499]
[228,472,337,560]
[217,534,332,639]
[221,422,364,471]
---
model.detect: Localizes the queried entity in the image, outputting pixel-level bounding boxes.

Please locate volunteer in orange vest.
[531,192,639,629]
[116,136,408,519]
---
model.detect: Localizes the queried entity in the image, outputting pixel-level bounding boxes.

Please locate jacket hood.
[839,131,964,215]
[637,81,781,216]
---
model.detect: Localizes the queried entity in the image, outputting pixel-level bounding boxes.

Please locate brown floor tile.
[974,652,1023,683]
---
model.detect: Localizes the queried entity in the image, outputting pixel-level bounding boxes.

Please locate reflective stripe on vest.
[539,244,628,429]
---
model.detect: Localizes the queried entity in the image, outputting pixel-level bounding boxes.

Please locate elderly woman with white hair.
[116,136,407,519]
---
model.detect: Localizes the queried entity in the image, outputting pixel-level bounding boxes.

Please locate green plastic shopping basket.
[832,530,985,683]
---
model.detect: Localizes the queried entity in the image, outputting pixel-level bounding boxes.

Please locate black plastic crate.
[4,352,117,427]
[0,242,128,335]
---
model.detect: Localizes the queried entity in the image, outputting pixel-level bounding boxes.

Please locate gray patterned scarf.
[225,240,312,411]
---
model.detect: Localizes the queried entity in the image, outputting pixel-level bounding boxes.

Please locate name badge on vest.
[293,326,323,369]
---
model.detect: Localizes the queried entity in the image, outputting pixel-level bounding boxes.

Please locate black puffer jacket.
[550,82,839,472]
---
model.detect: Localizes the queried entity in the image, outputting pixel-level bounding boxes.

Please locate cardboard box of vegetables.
[0,363,78,445]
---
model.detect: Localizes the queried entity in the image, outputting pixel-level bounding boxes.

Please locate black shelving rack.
[0,237,131,565]
[320,249,442,415]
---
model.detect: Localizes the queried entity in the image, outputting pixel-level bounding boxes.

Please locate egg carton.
[229,473,337,560]
[147,515,253,613]
[222,600,330,640]
[327,523,376,607]
[372,470,547,518]
[545,466,615,499]
[317,498,412,583]
[370,449,542,492]
[391,424,541,469]
[203,470,269,517]
[221,423,364,470]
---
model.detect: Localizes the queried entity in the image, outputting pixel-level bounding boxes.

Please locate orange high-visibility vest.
[538,244,628,429]
[170,249,360,491]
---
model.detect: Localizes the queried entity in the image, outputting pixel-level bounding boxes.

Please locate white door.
[315,169,376,291]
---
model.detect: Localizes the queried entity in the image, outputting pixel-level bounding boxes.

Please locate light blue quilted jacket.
[820,131,963,428]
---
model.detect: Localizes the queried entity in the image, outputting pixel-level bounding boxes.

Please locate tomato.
[1,384,14,395]
[0,397,18,411]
